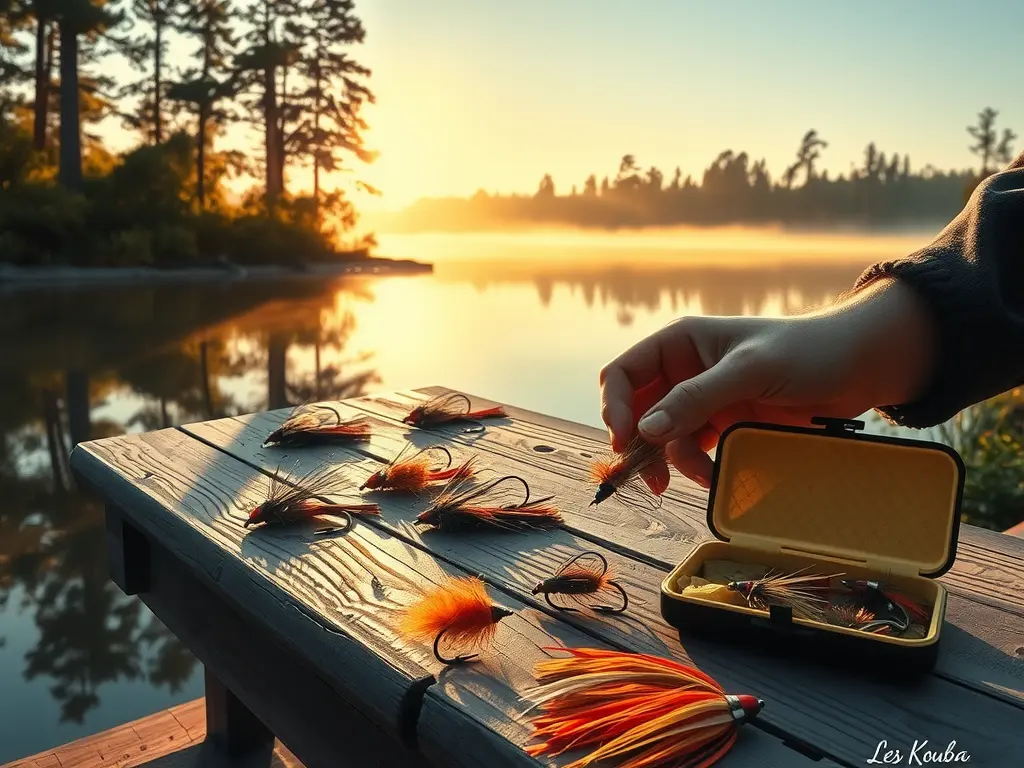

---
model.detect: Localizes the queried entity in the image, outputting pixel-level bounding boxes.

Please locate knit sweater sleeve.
[854,152,1024,428]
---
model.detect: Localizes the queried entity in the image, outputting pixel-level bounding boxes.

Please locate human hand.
[598,278,937,492]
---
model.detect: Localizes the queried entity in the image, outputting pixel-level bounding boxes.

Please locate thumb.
[636,348,766,443]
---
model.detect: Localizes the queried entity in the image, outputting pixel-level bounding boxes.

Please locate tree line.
[379,109,1017,233]
[0,0,376,266]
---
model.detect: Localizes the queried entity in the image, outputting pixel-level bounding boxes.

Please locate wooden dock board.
[62,386,1024,768]
[2,699,300,768]
[179,388,1024,766]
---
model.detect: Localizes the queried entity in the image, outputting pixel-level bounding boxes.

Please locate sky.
[98,0,1024,212]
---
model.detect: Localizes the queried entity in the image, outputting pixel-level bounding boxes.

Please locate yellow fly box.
[660,416,965,675]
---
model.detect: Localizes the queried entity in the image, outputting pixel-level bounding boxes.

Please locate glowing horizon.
[94,0,1024,214]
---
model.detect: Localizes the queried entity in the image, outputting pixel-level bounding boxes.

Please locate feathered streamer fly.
[523,647,764,768]
[532,551,628,614]
[244,462,380,530]
[398,576,513,664]
[402,392,506,429]
[416,458,563,532]
[727,568,843,622]
[262,403,373,448]
[359,444,474,492]
[589,435,665,510]
[841,579,928,630]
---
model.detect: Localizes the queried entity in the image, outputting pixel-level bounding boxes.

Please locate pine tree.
[290,0,374,212]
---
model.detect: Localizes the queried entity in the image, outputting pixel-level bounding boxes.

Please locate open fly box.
[660,416,965,675]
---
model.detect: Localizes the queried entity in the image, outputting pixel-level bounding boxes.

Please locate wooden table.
[69,387,1024,768]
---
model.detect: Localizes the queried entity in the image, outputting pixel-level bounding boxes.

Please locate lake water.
[0,226,940,761]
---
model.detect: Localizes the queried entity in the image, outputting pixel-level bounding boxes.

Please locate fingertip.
[640,458,670,496]
[666,438,714,490]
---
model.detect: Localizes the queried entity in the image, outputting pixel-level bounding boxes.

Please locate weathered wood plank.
[351,387,1024,610]
[135,524,425,768]
[71,430,808,767]
[1,698,300,768]
[350,388,1024,701]
[183,404,1024,766]
[190,396,1024,703]
[71,429,435,746]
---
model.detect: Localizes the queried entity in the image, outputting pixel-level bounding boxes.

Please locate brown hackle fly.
[588,435,665,510]
[244,461,380,530]
[359,443,474,492]
[532,551,628,614]
[402,392,506,429]
[727,568,843,622]
[262,402,372,448]
[415,457,562,532]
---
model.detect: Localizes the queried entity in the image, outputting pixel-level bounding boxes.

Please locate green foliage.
[0,0,376,266]
[937,388,1024,531]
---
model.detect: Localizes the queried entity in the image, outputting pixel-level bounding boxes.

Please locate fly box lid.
[705,417,966,578]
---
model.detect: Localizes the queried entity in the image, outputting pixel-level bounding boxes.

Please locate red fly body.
[359,444,474,492]
[262,403,372,448]
[402,392,506,429]
[416,460,563,532]
[244,462,380,530]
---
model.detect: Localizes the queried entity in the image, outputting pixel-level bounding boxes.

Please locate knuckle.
[598,363,613,384]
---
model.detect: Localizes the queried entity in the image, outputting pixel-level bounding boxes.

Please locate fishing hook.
[312,403,343,423]
[488,474,532,505]
[433,625,479,665]
[421,445,454,471]
[559,550,609,578]
[312,510,354,536]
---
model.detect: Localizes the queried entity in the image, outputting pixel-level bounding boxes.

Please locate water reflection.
[0,278,383,762]
[0,248,878,762]
[434,259,866,318]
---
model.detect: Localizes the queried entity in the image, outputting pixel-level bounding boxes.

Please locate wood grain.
[71,429,435,742]
[71,429,809,767]
[2,699,301,768]
[183,398,1024,766]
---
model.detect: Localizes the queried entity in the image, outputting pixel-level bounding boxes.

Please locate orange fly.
[589,435,665,510]
[402,392,506,429]
[532,551,628,614]
[244,462,380,530]
[415,459,563,532]
[524,648,764,768]
[359,444,474,492]
[399,576,513,664]
[262,403,373,448]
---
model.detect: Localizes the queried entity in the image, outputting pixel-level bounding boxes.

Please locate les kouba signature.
[868,740,971,765]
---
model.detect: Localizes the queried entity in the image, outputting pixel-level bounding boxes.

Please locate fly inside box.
[660,417,965,673]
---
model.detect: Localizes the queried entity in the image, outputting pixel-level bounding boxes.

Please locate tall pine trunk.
[154,11,163,143]
[33,18,48,150]
[58,23,82,192]
[264,64,279,205]
[312,56,321,215]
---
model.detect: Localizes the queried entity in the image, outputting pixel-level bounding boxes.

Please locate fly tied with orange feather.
[244,462,380,531]
[262,403,373,448]
[415,458,563,532]
[399,576,513,664]
[524,648,764,768]
[589,435,665,510]
[532,551,628,615]
[359,444,474,492]
[402,392,506,429]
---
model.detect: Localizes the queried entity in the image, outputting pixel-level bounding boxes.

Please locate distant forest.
[0,0,377,267]
[376,109,1017,233]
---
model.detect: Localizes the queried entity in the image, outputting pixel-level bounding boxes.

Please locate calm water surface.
[0,227,936,761]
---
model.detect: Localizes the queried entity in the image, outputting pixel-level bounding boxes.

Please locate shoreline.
[0,256,433,291]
